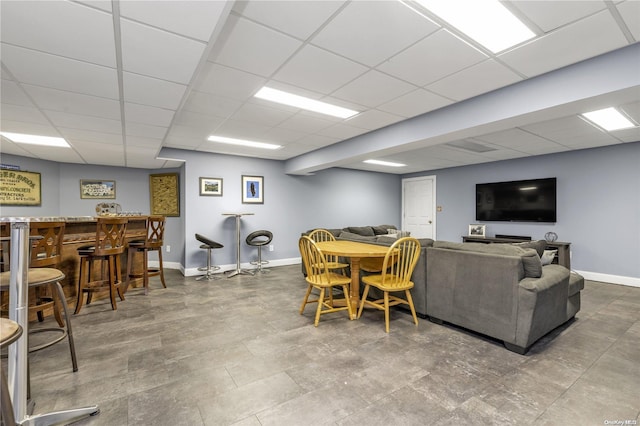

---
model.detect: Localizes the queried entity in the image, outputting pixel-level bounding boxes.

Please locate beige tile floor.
[11,265,640,425]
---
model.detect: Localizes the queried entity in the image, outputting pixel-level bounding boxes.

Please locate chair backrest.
[308,229,336,243]
[94,217,128,256]
[299,236,331,284]
[29,221,66,268]
[144,215,165,249]
[380,237,421,287]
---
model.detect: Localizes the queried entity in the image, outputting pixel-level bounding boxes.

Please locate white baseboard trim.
[180,257,302,277]
[574,270,640,288]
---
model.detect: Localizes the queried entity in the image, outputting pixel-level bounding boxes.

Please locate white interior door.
[402,176,436,239]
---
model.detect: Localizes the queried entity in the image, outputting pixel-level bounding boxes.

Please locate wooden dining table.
[315,240,391,319]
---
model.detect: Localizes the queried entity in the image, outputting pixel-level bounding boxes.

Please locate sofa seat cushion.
[568,272,585,297]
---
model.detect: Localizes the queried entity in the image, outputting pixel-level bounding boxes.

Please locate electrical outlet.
[166,245,171,253]
[269,244,274,252]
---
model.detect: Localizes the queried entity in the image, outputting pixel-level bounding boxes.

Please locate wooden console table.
[462,236,571,269]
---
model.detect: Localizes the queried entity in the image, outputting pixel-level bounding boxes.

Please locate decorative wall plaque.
[0,170,41,206]
[149,173,180,217]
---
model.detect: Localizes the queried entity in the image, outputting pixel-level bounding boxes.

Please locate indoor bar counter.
[1,215,148,313]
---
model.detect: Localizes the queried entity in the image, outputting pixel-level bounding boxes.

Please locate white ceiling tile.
[474,128,566,155]
[163,134,202,149]
[0,139,33,157]
[125,122,167,139]
[522,115,620,147]
[512,1,607,32]
[0,104,50,124]
[75,1,112,13]
[124,103,175,127]
[24,85,120,120]
[211,15,302,77]
[311,0,439,67]
[277,114,335,133]
[273,44,368,94]
[317,123,368,140]
[126,147,168,169]
[426,60,523,101]
[119,0,227,42]
[25,145,85,164]
[173,110,225,134]
[345,109,405,131]
[120,19,206,84]
[377,88,452,118]
[296,134,340,147]
[165,123,211,141]
[378,29,487,86]
[230,103,296,127]
[612,126,640,143]
[0,1,116,67]
[193,62,266,100]
[0,119,60,136]
[182,91,242,118]
[126,136,163,149]
[74,141,124,165]
[332,70,416,108]
[122,72,187,110]
[262,126,306,144]
[58,127,123,146]
[44,110,121,135]
[1,81,36,107]
[234,0,344,40]
[617,1,640,41]
[213,119,272,141]
[499,10,629,77]
[0,44,119,99]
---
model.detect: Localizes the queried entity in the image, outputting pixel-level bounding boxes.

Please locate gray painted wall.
[2,141,638,283]
[405,142,640,280]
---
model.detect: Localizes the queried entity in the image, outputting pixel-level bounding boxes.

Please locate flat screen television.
[476,177,557,223]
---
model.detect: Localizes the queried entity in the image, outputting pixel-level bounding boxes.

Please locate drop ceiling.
[1,0,639,174]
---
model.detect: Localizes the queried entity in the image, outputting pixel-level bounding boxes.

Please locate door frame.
[402,175,437,240]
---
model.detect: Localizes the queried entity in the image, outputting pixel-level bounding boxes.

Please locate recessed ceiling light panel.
[0,132,70,148]
[207,135,281,150]
[363,159,406,167]
[255,87,359,119]
[581,107,636,131]
[416,0,535,53]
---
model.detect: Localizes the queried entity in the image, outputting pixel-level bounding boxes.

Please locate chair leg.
[405,290,419,326]
[357,285,370,319]
[314,288,325,327]
[115,255,125,302]
[299,284,313,314]
[342,284,353,319]
[74,257,87,314]
[49,283,65,327]
[384,292,390,333]
[125,247,134,293]
[143,249,149,295]
[53,281,78,372]
[157,248,166,288]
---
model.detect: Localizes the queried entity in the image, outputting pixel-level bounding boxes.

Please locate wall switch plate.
[166,245,171,253]
[269,244,274,252]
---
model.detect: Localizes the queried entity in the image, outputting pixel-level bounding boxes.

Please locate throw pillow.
[512,240,546,257]
[521,249,543,278]
[372,225,396,235]
[540,249,558,265]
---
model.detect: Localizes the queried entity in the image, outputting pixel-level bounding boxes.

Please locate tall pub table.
[1,218,99,425]
[222,213,255,278]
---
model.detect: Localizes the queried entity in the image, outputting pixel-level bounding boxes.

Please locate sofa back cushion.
[432,241,542,278]
[337,231,377,242]
[347,226,375,236]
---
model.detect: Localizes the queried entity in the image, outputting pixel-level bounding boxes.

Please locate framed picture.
[80,179,116,199]
[0,170,41,206]
[242,175,263,204]
[149,173,180,217]
[200,177,223,196]
[469,224,486,237]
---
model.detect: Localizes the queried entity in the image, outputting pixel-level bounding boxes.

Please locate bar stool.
[1,317,22,426]
[125,215,166,295]
[195,234,223,280]
[0,221,78,372]
[75,217,128,313]
[246,230,273,273]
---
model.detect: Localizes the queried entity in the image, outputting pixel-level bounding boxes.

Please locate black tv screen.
[476,178,557,223]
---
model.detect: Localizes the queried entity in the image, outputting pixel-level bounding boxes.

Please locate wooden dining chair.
[357,237,421,332]
[308,229,349,275]
[125,215,166,295]
[298,236,353,326]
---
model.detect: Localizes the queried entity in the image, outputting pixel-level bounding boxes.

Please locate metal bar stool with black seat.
[125,215,166,295]
[75,217,128,313]
[195,234,223,280]
[0,221,78,372]
[245,230,273,274]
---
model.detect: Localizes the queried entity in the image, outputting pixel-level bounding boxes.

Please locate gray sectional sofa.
[301,226,583,354]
